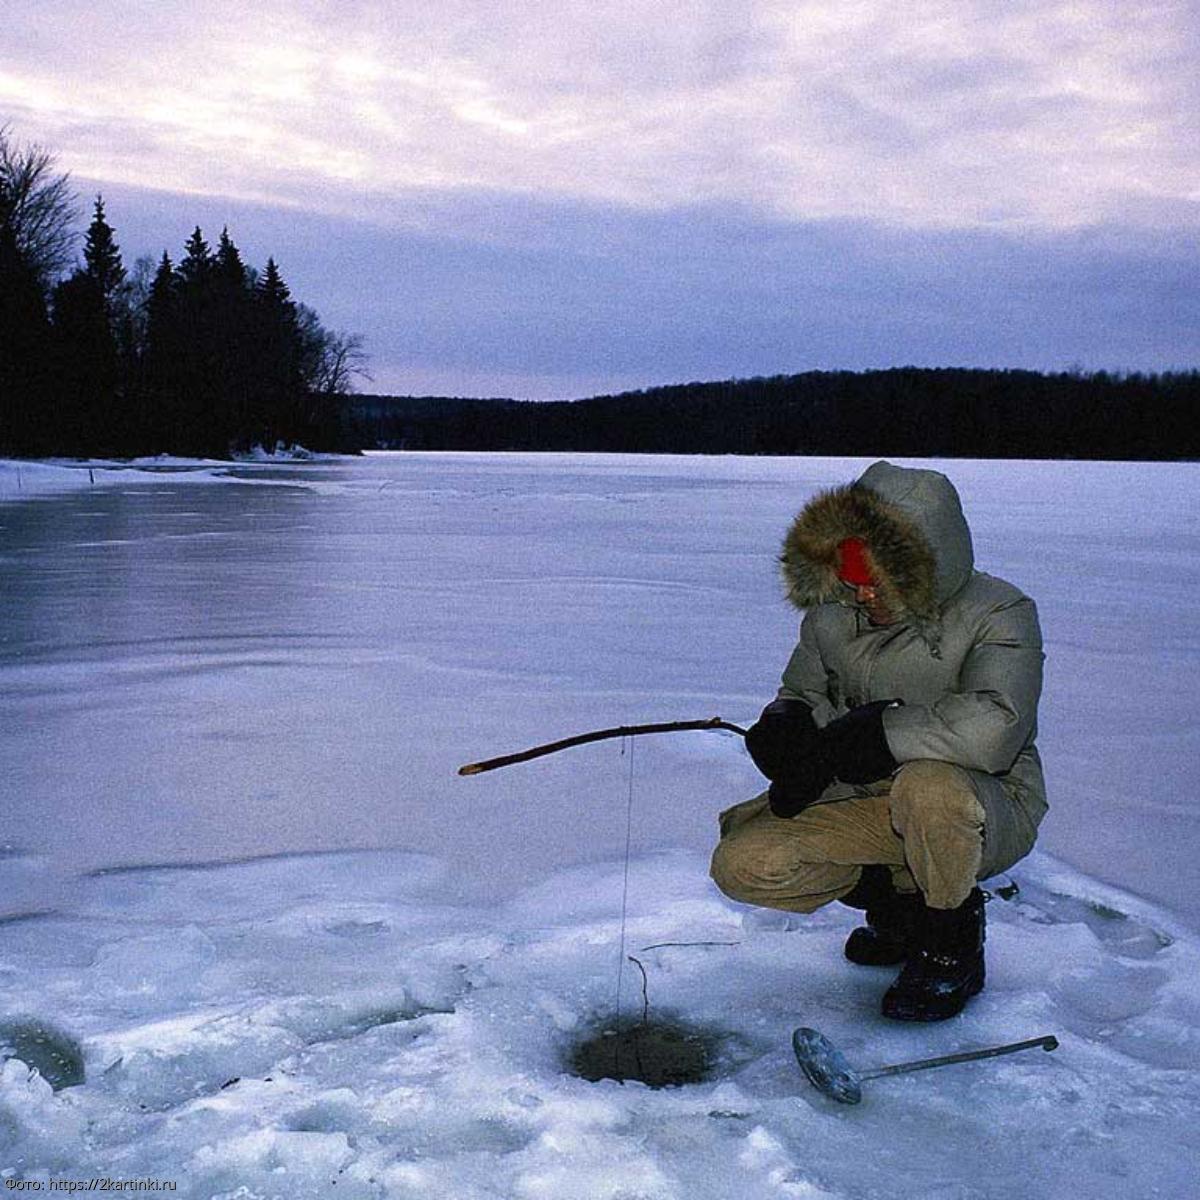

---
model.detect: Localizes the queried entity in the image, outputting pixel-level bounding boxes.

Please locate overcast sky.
[4,1,1197,398]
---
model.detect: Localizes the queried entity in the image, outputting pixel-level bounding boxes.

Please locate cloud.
[7,3,1196,399]
[3,0,1196,232]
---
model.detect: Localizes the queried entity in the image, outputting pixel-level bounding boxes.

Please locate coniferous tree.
[177,226,214,289]
[0,222,53,453]
[74,195,131,451]
[83,196,125,306]
[144,253,177,364]
[255,255,292,310]
[51,269,116,455]
[252,257,302,447]
[214,226,247,291]
[171,227,226,453]
[212,227,255,448]
[142,251,183,451]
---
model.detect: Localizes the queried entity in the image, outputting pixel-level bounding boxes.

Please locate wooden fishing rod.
[458,717,748,776]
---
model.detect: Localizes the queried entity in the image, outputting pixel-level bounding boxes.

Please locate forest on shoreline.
[345,367,1200,461]
[1,126,365,460]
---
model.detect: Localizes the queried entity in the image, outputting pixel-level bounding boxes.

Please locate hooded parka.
[771,460,1046,878]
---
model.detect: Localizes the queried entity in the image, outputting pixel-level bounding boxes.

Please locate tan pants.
[710,760,1020,912]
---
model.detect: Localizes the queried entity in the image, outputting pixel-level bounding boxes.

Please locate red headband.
[836,537,876,586]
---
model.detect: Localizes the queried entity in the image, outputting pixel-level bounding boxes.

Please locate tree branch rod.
[458,717,747,776]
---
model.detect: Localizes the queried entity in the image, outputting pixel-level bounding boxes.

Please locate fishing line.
[614,733,636,1025]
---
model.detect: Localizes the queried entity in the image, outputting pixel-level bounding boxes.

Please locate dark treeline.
[1,127,365,459]
[346,367,1199,460]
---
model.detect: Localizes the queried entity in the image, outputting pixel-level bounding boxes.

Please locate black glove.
[745,698,838,818]
[819,700,901,785]
[767,760,836,819]
[744,698,821,781]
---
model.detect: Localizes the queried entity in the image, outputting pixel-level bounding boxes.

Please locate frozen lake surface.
[1,452,1196,921]
[1,452,1197,1196]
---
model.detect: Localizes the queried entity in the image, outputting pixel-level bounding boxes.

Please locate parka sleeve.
[776,611,840,726]
[882,595,1044,775]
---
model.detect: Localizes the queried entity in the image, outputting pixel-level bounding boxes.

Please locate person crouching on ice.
[710,461,1047,1021]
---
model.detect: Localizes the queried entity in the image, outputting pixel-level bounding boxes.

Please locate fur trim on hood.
[780,462,975,639]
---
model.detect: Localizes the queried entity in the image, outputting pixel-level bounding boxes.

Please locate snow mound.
[235,442,318,462]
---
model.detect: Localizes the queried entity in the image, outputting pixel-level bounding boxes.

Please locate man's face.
[850,582,895,626]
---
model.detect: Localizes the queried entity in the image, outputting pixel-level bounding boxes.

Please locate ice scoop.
[793,1027,1059,1105]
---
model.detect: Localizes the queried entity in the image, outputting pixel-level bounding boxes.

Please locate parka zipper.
[862,619,909,700]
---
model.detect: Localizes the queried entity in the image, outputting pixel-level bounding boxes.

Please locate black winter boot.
[881,887,986,1021]
[839,866,924,967]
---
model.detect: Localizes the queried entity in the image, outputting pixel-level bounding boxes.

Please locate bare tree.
[0,124,78,292]
[295,302,371,395]
[316,329,371,395]
[117,253,158,355]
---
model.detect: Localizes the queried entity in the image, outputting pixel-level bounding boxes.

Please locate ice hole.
[0,1017,85,1091]
[567,1018,723,1088]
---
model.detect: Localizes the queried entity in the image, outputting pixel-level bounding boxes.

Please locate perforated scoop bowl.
[792,1027,864,1103]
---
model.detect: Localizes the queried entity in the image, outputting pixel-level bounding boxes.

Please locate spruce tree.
[51,270,117,455]
[213,227,254,448]
[255,256,294,312]
[83,195,125,304]
[144,253,177,354]
[215,227,247,290]
[0,222,53,453]
[177,226,214,288]
[252,257,302,447]
[142,252,180,451]
[76,195,134,451]
[172,228,226,454]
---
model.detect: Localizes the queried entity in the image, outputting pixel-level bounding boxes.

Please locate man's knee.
[709,838,745,902]
[889,760,986,836]
[710,833,784,904]
[710,830,851,914]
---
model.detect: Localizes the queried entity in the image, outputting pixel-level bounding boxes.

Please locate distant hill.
[342,368,1199,460]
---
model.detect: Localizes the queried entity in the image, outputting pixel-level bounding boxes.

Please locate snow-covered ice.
[1,848,1197,1198]
[1,451,1197,1197]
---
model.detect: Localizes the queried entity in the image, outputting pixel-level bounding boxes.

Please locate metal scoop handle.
[860,1034,1058,1082]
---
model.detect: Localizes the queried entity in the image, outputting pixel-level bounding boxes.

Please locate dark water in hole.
[568,1018,724,1087]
